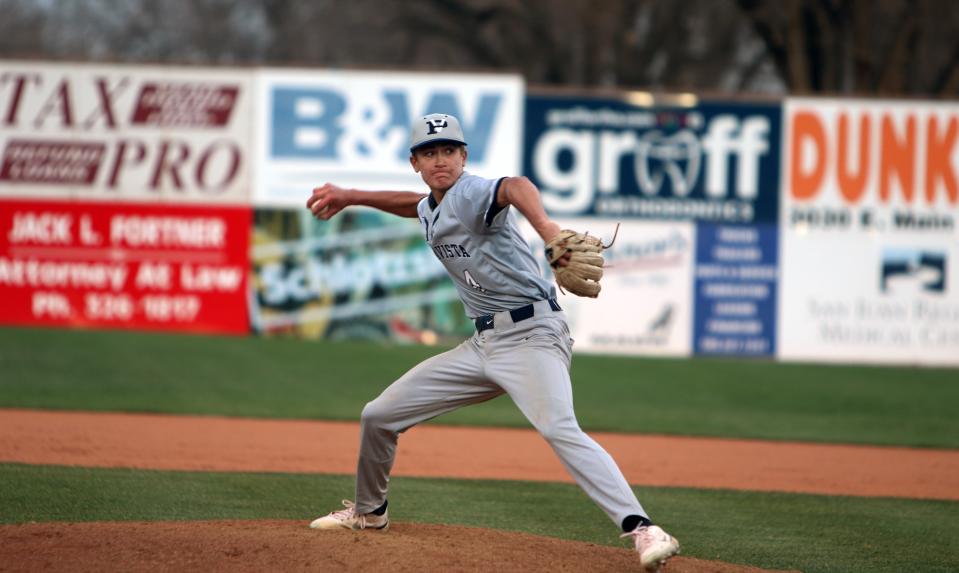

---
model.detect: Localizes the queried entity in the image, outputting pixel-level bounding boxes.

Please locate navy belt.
[474,298,562,333]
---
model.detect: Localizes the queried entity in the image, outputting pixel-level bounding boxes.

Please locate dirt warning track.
[1,408,957,500]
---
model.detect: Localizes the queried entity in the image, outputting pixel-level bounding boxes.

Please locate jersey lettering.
[432,243,471,260]
[463,269,486,292]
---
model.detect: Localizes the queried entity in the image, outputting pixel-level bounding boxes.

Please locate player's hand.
[307,183,350,220]
[539,221,571,266]
[554,251,572,267]
[545,226,619,298]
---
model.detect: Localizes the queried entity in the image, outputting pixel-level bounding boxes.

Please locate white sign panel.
[257,69,523,206]
[0,61,254,204]
[522,219,694,356]
[779,98,959,365]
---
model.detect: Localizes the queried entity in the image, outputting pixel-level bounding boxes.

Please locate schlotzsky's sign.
[779,98,959,366]
[0,199,251,334]
[0,61,253,204]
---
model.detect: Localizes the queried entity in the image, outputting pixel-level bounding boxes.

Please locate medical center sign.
[779,98,959,366]
[524,96,781,223]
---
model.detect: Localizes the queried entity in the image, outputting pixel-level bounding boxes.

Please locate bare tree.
[1,0,954,96]
[1,0,269,65]
[0,0,49,58]
[736,0,959,96]
[392,0,787,93]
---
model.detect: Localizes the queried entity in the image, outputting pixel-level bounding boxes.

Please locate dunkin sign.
[785,99,957,233]
[779,98,959,366]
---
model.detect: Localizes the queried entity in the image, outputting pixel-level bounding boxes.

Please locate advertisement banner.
[524,95,782,223]
[0,199,250,334]
[0,61,253,204]
[779,98,959,365]
[250,206,471,342]
[257,70,523,207]
[693,223,778,357]
[521,219,694,356]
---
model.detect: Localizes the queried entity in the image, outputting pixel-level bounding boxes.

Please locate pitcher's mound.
[1,520,797,573]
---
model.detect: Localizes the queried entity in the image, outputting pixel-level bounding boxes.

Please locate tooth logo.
[635,130,701,197]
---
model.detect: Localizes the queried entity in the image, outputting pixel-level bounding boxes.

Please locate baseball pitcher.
[305,114,680,571]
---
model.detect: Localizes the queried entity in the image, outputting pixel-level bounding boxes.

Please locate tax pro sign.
[779,98,959,365]
[0,61,253,204]
[0,200,251,334]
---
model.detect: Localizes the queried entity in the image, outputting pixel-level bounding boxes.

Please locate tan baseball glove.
[544,225,619,298]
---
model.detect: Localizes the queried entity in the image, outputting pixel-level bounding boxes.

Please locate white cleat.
[621,524,680,572]
[309,500,390,531]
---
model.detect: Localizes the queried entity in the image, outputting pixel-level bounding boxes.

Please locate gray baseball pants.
[353,299,648,526]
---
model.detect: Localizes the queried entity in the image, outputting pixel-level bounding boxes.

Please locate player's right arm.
[307,183,426,219]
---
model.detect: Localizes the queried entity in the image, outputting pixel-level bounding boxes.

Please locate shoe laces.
[330,499,358,520]
[620,525,658,547]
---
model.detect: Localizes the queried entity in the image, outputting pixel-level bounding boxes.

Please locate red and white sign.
[779,98,959,366]
[787,99,957,213]
[0,198,251,334]
[0,61,252,203]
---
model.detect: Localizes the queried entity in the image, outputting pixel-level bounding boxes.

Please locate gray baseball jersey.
[415,172,556,318]
[351,171,649,529]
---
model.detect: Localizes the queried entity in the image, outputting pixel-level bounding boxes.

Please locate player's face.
[410,144,467,191]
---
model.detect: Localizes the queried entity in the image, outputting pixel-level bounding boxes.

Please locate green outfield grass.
[1,326,957,447]
[2,326,958,573]
[1,463,956,573]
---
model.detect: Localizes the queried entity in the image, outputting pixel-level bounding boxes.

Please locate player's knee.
[360,400,390,430]
[536,417,581,444]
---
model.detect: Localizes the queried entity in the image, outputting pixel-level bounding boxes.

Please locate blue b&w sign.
[257,70,523,207]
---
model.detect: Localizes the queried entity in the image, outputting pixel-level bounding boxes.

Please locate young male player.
[306,114,680,571]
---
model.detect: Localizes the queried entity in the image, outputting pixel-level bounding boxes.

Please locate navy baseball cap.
[409,113,467,153]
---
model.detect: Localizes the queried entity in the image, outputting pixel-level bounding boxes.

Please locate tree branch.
[735,0,792,89]
[931,40,959,96]
[876,5,918,94]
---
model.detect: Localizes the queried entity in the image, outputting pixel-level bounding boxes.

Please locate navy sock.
[621,514,653,532]
[371,500,388,516]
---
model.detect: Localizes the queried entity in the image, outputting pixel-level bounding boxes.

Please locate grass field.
[2,464,957,573]
[1,326,958,572]
[2,327,958,447]
[0,464,959,573]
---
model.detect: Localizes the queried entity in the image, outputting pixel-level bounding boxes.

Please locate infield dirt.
[2,408,956,572]
[1,408,956,500]
[0,520,801,573]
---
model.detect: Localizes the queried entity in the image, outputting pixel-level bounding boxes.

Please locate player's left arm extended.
[497,176,561,242]
[308,183,426,219]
